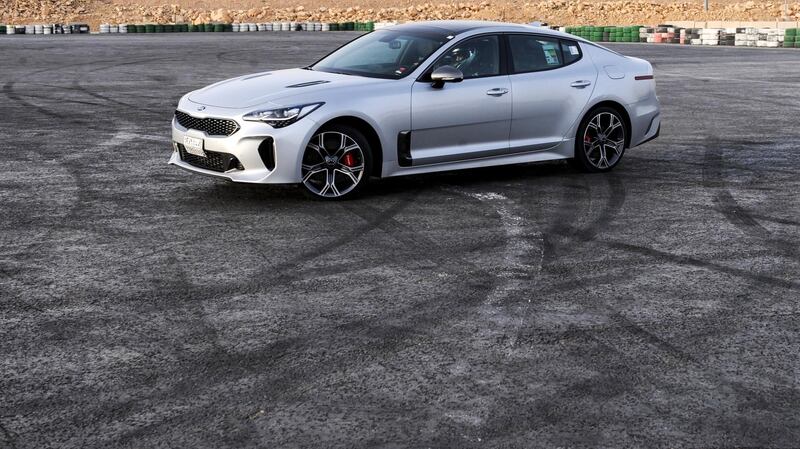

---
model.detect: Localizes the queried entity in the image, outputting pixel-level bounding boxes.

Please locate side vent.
[397,131,412,167]
[258,137,276,171]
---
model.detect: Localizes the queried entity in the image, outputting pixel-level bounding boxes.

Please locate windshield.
[311,30,450,79]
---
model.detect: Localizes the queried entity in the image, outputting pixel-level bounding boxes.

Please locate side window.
[508,35,564,73]
[561,39,582,65]
[429,35,501,79]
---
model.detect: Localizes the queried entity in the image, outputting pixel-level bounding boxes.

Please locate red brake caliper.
[342,152,356,167]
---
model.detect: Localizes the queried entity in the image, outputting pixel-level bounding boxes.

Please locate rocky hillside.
[3,0,800,28]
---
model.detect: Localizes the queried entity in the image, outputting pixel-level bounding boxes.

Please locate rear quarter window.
[561,40,582,65]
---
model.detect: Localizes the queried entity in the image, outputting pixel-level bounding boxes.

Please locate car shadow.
[191,159,594,206]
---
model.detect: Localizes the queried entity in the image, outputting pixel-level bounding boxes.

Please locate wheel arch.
[581,100,632,149]
[314,116,384,178]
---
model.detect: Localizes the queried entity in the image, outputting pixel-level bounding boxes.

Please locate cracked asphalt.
[1,33,798,448]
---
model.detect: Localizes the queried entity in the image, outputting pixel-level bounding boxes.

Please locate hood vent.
[286,80,330,88]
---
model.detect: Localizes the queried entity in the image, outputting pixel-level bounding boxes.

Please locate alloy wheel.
[582,112,626,170]
[301,131,365,198]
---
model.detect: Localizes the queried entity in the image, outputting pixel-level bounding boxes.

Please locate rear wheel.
[573,107,627,172]
[300,125,372,200]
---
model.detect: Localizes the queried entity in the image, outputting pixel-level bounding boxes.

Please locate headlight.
[242,102,324,128]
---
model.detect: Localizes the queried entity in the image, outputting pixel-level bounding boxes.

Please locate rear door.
[409,34,512,166]
[506,35,597,152]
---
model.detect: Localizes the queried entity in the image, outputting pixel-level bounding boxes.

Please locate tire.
[572,106,628,173]
[299,125,373,200]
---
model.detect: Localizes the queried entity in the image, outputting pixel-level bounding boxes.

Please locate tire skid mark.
[340,194,495,278]
[545,173,687,361]
[92,186,514,424]
[702,137,799,260]
[16,194,423,430]
[627,154,798,177]
[440,186,546,356]
[605,239,798,290]
[137,194,414,444]
[574,175,627,242]
[2,90,106,108]
[69,79,164,115]
[744,213,799,227]
[2,55,174,124]
[544,132,800,430]
[102,280,494,447]
[7,124,138,262]
[507,173,700,419]
[90,197,510,446]
[0,147,83,313]
[442,188,545,304]
[144,252,264,446]
[452,174,597,436]
[2,82,87,123]
[479,332,701,442]
[539,175,595,267]
[56,55,174,114]
[551,223,797,290]
[221,192,421,297]
[591,317,800,439]
[481,174,797,442]
[214,47,295,67]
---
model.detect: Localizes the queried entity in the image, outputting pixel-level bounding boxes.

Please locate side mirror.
[430,65,464,88]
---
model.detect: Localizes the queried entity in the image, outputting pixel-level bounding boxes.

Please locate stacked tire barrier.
[565,24,797,48]
[756,29,784,47]
[735,28,758,46]
[680,28,701,44]
[90,21,386,34]
[639,25,680,43]
[0,23,88,34]
[785,29,797,48]
[564,26,642,42]
[0,21,397,36]
[700,29,723,46]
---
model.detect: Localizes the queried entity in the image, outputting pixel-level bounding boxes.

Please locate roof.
[386,20,562,36]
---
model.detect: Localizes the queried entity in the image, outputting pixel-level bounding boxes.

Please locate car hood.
[188,68,390,109]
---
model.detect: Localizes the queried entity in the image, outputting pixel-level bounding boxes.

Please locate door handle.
[486,88,509,96]
[570,80,592,89]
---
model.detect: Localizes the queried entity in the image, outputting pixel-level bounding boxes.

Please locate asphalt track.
[1,33,799,448]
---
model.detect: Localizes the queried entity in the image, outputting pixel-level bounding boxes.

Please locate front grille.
[177,144,244,172]
[174,110,240,136]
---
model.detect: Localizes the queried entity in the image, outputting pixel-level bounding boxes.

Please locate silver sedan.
[170,20,661,199]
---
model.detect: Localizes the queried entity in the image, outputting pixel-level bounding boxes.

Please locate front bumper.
[168,102,319,184]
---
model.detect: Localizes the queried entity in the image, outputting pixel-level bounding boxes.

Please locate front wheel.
[573,107,627,172]
[299,125,372,200]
